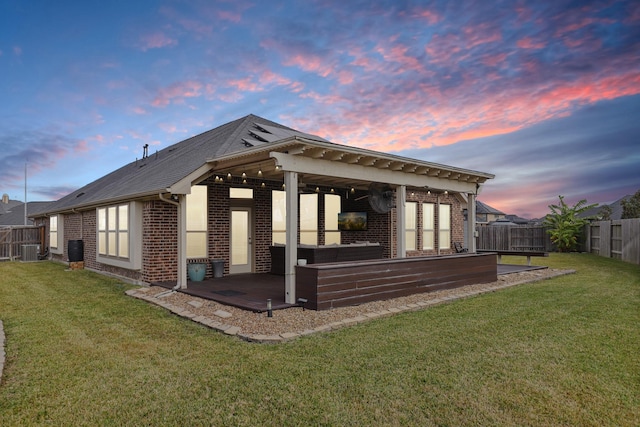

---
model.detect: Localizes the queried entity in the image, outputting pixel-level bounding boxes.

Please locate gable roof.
[0,201,52,226]
[476,200,505,216]
[37,115,317,215]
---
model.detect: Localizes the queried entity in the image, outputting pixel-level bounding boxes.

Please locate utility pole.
[24,162,27,226]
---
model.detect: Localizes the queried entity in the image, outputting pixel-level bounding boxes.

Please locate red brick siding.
[142,200,178,283]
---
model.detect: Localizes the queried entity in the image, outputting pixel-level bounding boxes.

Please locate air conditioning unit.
[22,244,39,262]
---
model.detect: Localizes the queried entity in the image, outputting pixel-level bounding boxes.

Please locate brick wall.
[142,200,178,283]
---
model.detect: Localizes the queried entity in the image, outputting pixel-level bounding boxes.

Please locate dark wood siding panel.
[296,253,496,310]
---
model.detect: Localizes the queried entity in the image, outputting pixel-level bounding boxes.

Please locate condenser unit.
[21,244,40,262]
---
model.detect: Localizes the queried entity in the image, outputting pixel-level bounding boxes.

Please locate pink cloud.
[137,32,177,51]
[516,37,546,49]
[218,10,241,22]
[151,80,203,107]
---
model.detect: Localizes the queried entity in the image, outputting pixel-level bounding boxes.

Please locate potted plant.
[187,260,207,281]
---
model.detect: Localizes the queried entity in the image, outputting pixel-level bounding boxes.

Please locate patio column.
[466,192,477,252]
[284,171,298,304]
[396,185,406,258]
[177,194,187,289]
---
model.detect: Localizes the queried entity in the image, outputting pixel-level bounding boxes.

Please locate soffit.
[205,136,494,193]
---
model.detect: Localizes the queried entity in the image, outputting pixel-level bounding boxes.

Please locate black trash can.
[211,259,224,278]
[68,239,84,262]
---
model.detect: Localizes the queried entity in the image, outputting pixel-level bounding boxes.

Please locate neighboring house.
[0,195,51,227]
[578,195,632,221]
[475,200,505,224]
[33,114,494,303]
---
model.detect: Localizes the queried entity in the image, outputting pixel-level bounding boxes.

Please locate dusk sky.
[1,0,639,219]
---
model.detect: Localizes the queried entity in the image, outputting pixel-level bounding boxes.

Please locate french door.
[230,207,252,274]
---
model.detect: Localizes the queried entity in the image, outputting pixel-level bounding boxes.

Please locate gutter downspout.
[159,193,187,291]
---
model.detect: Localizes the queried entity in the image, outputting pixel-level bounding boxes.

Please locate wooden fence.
[476,225,553,251]
[0,226,44,261]
[584,219,640,265]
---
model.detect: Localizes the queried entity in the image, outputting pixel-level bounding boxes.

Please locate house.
[33,114,495,306]
[0,195,51,227]
[475,200,505,224]
[578,195,632,221]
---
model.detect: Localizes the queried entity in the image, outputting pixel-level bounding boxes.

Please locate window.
[229,188,253,199]
[96,202,142,269]
[324,194,341,245]
[405,202,417,251]
[422,203,435,250]
[50,215,62,253]
[300,193,318,246]
[272,190,286,244]
[186,185,208,258]
[50,216,58,249]
[98,205,129,258]
[439,204,451,250]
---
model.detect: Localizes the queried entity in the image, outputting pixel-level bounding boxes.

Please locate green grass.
[0,254,638,426]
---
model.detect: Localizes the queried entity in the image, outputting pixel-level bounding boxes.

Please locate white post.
[284,171,298,304]
[177,195,187,289]
[396,185,406,258]
[467,193,477,252]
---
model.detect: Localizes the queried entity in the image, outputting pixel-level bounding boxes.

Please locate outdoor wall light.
[257,169,263,177]
[350,187,355,194]
[315,186,320,193]
[261,182,266,189]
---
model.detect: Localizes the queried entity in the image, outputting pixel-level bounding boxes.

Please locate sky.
[1,0,639,219]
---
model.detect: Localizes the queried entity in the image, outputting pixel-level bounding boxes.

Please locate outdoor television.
[338,212,367,231]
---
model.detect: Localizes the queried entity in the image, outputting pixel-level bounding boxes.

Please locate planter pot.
[187,263,207,281]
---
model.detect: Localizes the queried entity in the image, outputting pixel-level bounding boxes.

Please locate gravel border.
[126,268,575,344]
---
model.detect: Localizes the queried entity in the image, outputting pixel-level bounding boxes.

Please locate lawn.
[0,253,638,426]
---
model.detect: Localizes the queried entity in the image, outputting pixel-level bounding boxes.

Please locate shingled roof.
[37,114,324,215]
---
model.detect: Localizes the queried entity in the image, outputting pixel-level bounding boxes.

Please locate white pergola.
[169,135,494,303]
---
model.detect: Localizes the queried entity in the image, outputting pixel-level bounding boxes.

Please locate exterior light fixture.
[227,173,232,180]
[350,187,355,194]
[242,172,247,179]
[330,188,335,194]
[261,182,266,189]
[257,169,263,177]
[282,183,286,190]
[315,187,320,193]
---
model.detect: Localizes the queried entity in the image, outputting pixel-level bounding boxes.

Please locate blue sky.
[1,0,639,218]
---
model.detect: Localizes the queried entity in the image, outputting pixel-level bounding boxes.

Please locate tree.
[598,205,612,221]
[621,189,640,219]
[543,195,597,252]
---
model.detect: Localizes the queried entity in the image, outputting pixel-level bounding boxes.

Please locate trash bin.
[211,259,224,278]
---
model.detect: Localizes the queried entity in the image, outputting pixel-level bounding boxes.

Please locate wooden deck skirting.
[477,250,548,266]
[295,253,497,310]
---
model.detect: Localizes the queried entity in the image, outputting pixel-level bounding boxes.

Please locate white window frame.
[405,202,417,251]
[300,193,318,246]
[50,214,63,254]
[422,203,435,250]
[186,185,208,259]
[96,202,142,270]
[439,204,451,250]
[324,194,341,245]
[272,190,286,245]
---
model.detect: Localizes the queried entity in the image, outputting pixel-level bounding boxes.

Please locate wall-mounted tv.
[338,212,367,231]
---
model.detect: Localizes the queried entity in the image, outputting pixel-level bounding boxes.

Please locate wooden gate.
[0,226,43,261]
